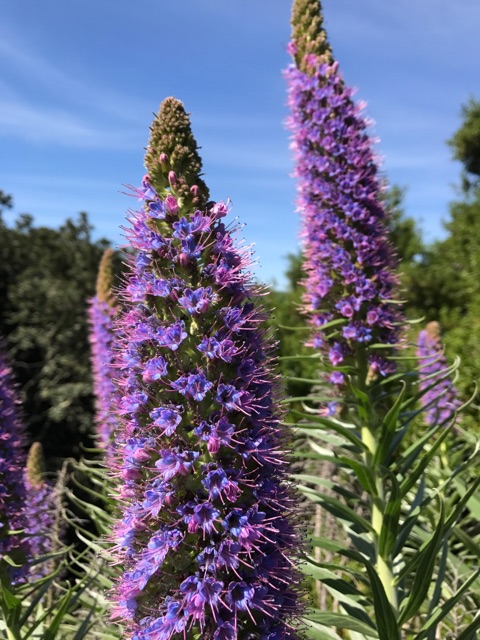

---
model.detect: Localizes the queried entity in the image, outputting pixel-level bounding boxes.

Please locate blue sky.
[1,0,479,288]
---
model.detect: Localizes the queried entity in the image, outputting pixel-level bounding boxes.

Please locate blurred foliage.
[265,253,319,410]
[399,100,480,429]
[0,202,111,470]
[448,97,480,191]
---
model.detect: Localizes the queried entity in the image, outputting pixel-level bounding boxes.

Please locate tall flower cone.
[88,248,121,450]
[24,442,56,574]
[110,97,304,639]
[416,321,461,426]
[285,0,403,390]
[285,0,407,620]
[0,341,30,582]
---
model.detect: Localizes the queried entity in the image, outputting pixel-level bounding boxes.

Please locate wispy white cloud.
[2,173,121,191]
[0,97,142,149]
[0,31,150,123]
[0,23,155,148]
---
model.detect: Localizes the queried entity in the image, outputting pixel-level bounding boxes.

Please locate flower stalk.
[0,341,31,583]
[287,0,404,623]
[88,248,120,450]
[416,321,461,426]
[110,97,304,639]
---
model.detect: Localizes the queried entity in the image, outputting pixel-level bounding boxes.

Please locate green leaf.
[0,580,21,610]
[297,486,373,533]
[306,611,378,638]
[72,607,95,640]
[19,575,57,626]
[399,424,452,497]
[416,567,480,638]
[279,318,347,333]
[455,612,480,640]
[337,457,378,496]
[444,476,480,531]
[285,415,367,451]
[374,383,406,466]
[42,587,73,640]
[307,541,400,639]
[303,617,344,640]
[398,501,446,624]
[359,561,400,640]
[378,472,401,559]
[453,476,480,519]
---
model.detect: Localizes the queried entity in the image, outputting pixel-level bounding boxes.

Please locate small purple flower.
[226,581,255,611]
[156,321,187,351]
[155,450,199,481]
[171,371,213,401]
[142,357,168,383]
[150,407,182,436]
[215,384,250,412]
[178,287,214,315]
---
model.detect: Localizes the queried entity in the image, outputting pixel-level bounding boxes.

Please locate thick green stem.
[357,352,399,615]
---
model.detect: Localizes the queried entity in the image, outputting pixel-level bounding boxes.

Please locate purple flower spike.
[285,0,403,382]
[24,442,56,578]
[416,321,461,426]
[110,98,304,638]
[88,248,121,450]
[0,341,31,582]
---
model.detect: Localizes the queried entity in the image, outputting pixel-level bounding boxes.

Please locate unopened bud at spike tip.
[26,442,46,490]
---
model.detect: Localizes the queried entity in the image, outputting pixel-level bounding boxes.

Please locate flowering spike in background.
[110,97,304,639]
[286,0,403,387]
[25,441,46,489]
[88,248,121,450]
[24,441,55,573]
[0,341,31,582]
[416,321,461,426]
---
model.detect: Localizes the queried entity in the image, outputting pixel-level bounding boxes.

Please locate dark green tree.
[448,97,480,191]
[0,205,112,469]
[383,185,423,265]
[398,100,480,425]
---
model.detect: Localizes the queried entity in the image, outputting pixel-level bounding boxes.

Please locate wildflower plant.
[285,1,480,638]
[88,248,121,450]
[24,442,56,575]
[286,0,402,389]
[416,321,461,426]
[110,97,304,639]
[0,341,30,584]
[0,349,95,639]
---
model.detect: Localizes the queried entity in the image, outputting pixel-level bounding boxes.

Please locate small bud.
[179,252,190,268]
[159,152,168,165]
[190,184,200,198]
[165,194,179,215]
[426,321,441,341]
[168,171,177,186]
[26,442,46,490]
